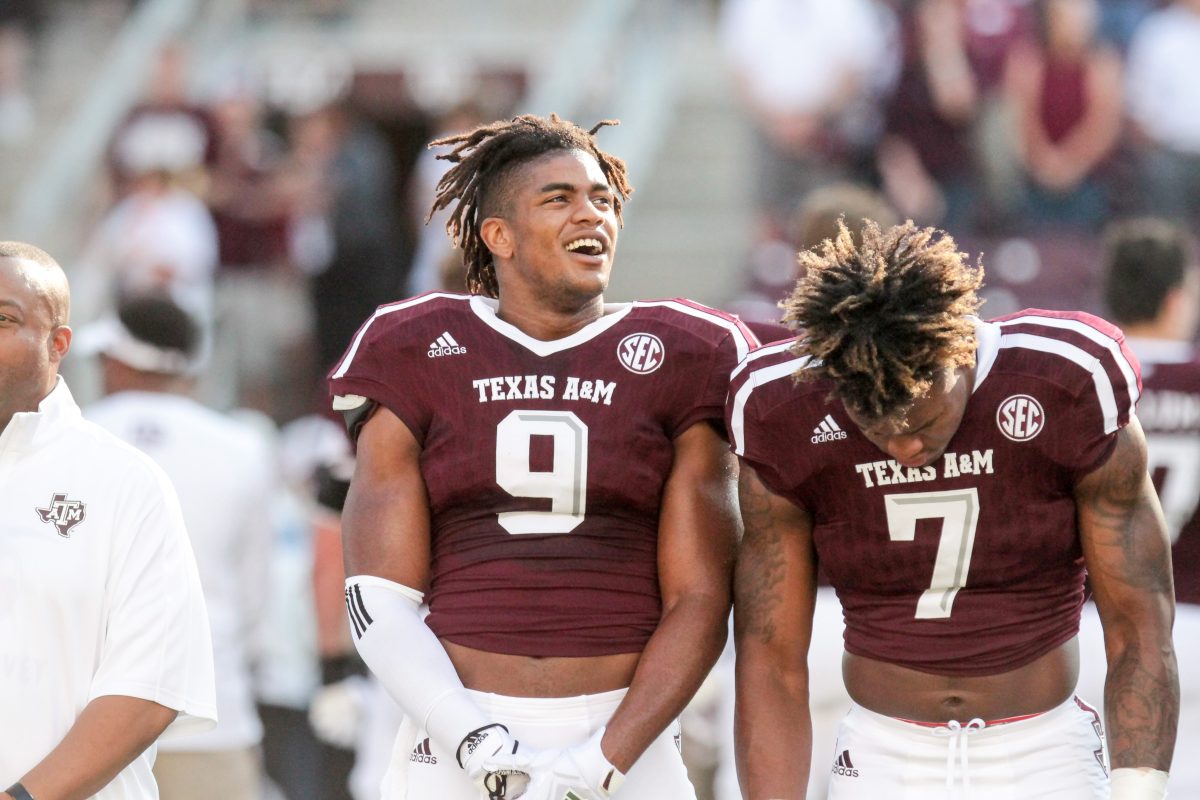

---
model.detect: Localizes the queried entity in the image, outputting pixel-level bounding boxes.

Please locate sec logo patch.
[997,394,1044,442]
[618,333,665,374]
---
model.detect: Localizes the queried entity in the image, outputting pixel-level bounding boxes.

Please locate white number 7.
[884,488,980,619]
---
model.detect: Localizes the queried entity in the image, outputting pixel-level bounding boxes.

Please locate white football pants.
[825,697,1109,799]
[379,687,696,799]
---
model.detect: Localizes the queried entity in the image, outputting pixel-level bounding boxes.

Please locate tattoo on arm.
[1105,648,1179,769]
[1079,423,1179,770]
[1082,427,1173,593]
[734,471,792,644]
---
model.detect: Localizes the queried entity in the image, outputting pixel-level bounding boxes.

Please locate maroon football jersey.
[727,310,1140,676]
[329,293,757,657]
[1128,338,1200,606]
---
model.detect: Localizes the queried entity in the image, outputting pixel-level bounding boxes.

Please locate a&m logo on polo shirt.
[35,492,87,538]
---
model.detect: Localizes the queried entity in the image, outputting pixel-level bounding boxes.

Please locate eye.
[592,195,612,207]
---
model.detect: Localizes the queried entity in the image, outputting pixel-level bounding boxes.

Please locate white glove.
[457,723,536,799]
[308,675,368,749]
[520,727,625,799]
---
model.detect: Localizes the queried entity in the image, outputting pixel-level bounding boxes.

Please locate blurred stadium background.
[2,0,1195,798]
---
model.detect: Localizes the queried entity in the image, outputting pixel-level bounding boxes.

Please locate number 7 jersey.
[726,310,1141,676]
[329,293,757,658]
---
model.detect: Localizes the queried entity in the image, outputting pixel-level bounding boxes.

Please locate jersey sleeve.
[725,340,810,498]
[671,319,760,439]
[89,459,217,736]
[327,305,432,444]
[998,309,1143,479]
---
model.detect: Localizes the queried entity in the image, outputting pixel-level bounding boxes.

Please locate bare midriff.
[843,637,1081,723]
[443,639,642,698]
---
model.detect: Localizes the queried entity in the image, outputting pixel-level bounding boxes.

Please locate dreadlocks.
[427,113,633,297]
[782,219,984,421]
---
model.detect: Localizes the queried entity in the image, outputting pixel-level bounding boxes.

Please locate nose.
[573,196,604,223]
[885,434,924,463]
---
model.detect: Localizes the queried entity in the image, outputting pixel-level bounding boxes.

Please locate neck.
[494,293,606,341]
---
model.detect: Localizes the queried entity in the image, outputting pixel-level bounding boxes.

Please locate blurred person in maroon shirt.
[1003,0,1123,230]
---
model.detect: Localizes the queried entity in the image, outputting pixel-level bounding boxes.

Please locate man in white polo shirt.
[82,293,276,800]
[0,241,216,800]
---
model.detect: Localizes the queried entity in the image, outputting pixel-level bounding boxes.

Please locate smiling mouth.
[565,237,606,257]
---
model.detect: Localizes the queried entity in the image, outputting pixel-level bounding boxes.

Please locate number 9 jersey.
[726,310,1141,677]
[328,293,757,658]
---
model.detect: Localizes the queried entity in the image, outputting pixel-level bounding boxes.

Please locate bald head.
[0,241,71,326]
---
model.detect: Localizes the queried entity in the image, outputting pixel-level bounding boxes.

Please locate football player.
[329,114,757,799]
[728,220,1177,798]
[1078,217,1200,797]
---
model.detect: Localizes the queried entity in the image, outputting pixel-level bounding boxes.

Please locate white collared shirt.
[0,379,216,796]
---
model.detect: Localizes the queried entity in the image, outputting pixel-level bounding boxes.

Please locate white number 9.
[495,410,589,535]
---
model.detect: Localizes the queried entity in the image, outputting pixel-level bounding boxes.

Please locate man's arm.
[734,463,818,800]
[341,405,430,588]
[340,407,523,785]
[6,695,177,800]
[1076,417,1178,772]
[597,422,740,773]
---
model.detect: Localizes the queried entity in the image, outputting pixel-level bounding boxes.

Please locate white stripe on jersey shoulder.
[972,318,1000,392]
[1000,332,1125,433]
[468,295,633,356]
[730,356,809,456]
[331,293,465,379]
[732,338,797,381]
[997,312,1140,409]
[633,299,757,361]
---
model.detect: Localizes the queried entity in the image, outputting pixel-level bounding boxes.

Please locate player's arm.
[598,421,740,773]
[5,695,177,800]
[734,463,818,800]
[1075,416,1178,790]
[341,406,524,785]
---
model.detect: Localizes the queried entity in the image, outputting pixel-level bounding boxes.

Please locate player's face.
[0,258,68,432]
[498,149,618,310]
[843,366,973,468]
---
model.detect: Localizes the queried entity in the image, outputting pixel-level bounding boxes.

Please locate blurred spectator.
[958,0,1038,225]
[729,182,900,337]
[720,0,898,236]
[1003,0,1123,230]
[879,0,984,227]
[80,294,277,800]
[1125,0,1200,226]
[1096,0,1156,51]
[73,158,220,328]
[0,0,43,146]
[279,102,405,374]
[204,81,315,419]
[107,41,218,199]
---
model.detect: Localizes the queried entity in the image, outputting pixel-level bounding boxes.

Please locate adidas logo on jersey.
[811,414,848,444]
[410,737,437,764]
[427,331,467,358]
[831,749,859,778]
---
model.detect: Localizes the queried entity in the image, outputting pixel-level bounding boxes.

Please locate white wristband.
[1110,767,1168,799]
[344,576,492,756]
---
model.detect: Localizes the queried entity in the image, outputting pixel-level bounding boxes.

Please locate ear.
[49,325,72,364]
[479,217,514,261]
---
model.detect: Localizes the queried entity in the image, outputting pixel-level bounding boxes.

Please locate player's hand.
[519,727,624,800]
[457,723,534,799]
